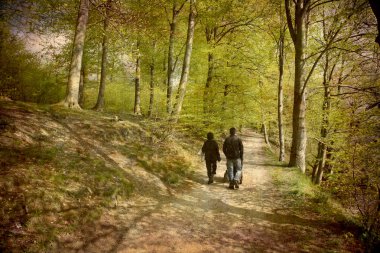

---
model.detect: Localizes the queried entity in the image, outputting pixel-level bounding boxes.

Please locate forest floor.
[0,100,364,253]
[54,132,362,253]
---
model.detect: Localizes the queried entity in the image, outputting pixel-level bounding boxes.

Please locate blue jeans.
[227,158,242,182]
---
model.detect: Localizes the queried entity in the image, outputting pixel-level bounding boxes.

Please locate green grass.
[266,146,357,229]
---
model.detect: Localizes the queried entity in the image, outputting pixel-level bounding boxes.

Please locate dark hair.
[229,127,236,135]
[207,132,214,140]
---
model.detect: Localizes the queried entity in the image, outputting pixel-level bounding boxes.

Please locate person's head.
[207,132,214,140]
[229,127,236,135]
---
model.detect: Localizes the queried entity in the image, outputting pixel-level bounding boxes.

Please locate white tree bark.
[171,0,196,122]
[64,0,89,109]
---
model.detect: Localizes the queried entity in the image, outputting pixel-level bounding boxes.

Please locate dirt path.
[57,131,357,253]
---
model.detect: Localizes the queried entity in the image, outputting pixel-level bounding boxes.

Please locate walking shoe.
[234,180,239,189]
[208,179,214,184]
[228,181,235,189]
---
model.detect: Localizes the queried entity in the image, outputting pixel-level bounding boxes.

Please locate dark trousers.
[206,160,217,178]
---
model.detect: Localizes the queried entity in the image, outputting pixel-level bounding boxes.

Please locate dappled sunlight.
[52,130,360,253]
[0,103,363,252]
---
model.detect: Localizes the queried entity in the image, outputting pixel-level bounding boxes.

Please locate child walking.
[202,132,221,184]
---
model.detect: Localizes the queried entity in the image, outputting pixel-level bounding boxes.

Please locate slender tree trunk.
[314,51,333,184]
[203,26,215,115]
[134,40,142,115]
[167,4,177,114]
[79,62,86,107]
[171,0,196,122]
[63,0,89,108]
[204,51,214,114]
[311,143,322,182]
[93,0,111,111]
[324,146,334,174]
[277,24,286,162]
[262,123,270,145]
[222,84,229,111]
[260,80,271,147]
[314,144,327,184]
[148,42,156,117]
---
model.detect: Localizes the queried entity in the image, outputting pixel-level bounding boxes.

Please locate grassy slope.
[0,100,199,252]
[264,146,363,248]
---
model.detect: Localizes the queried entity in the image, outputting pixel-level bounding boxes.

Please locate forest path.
[58,131,355,253]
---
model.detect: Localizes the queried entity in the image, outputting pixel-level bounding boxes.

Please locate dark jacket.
[223,135,243,160]
[202,140,221,162]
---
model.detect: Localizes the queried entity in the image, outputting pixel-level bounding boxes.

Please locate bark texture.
[64,0,89,109]
[93,0,111,111]
[285,0,309,173]
[148,42,156,117]
[171,0,196,121]
[277,24,286,162]
[166,2,184,114]
[134,40,142,115]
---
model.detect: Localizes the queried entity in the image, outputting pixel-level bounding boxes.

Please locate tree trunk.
[171,0,196,122]
[324,146,334,174]
[134,40,142,115]
[93,0,111,111]
[79,62,86,107]
[148,42,156,117]
[203,51,214,114]
[63,0,89,109]
[166,4,178,114]
[314,49,333,184]
[314,144,327,184]
[285,0,308,173]
[311,143,322,182]
[203,26,215,115]
[259,80,271,147]
[277,24,286,162]
[222,84,229,111]
[262,123,270,145]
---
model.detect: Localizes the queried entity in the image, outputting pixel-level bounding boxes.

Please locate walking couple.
[201,127,244,190]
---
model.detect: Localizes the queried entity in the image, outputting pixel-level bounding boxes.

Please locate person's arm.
[222,139,227,157]
[216,142,221,161]
[239,138,244,160]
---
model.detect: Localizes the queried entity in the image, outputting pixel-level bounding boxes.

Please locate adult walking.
[223,127,244,189]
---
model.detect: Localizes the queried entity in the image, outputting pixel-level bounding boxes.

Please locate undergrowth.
[0,144,133,252]
[266,146,357,228]
[0,101,200,252]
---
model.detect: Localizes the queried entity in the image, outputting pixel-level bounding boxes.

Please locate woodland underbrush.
[0,101,199,252]
[266,146,378,252]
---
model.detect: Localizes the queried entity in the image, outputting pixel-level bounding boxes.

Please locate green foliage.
[0,26,63,103]
[1,0,379,250]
